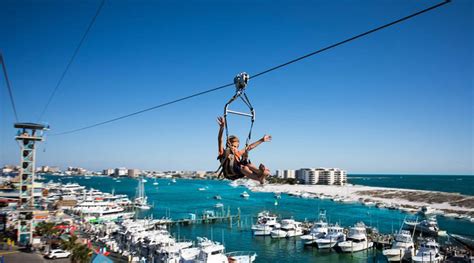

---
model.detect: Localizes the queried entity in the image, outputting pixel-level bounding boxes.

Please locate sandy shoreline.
[250,183,474,218]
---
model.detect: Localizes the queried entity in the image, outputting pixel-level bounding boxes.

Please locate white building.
[103,169,114,176]
[114,167,127,177]
[128,169,140,178]
[275,169,296,179]
[296,167,347,186]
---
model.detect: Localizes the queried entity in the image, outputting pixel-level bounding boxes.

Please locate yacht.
[252,211,280,236]
[226,251,257,263]
[383,230,415,262]
[300,210,328,245]
[134,179,151,210]
[179,237,228,263]
[404,216,439,236]
[240,191,250,199]
[315,224,345,249]
[270,219,303,238]
[338,222,373,252]
[412,239,443,263]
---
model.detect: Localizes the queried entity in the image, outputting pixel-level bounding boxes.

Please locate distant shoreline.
[251,183,474,219]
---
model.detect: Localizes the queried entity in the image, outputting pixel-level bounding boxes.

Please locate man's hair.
[228,135,239,144]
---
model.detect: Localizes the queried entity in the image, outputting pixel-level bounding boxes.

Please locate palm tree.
[61,234,78,252]
[35,222,60,246]
[71,244,92,263]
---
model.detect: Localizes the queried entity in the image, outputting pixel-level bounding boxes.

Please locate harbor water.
[45,175,474,262]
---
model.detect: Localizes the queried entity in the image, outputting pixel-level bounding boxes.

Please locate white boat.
[226,251,257,263]
[301,210,328,245]
[338,222,373,252]
[134,179,151,210]
[153,178,159,185]
[180,237,228,263]
[198,187,207,191]
[240,191,250,199]
[383,230,415,262]
[214,203,224,209]
[171,178,177,183]
[270,219,303,238]
[252,211,280,236]
[412,239,443,263]
[404,216,439,236]
[141,178,148,183]
[214,195,222,200]
[315,224,345,249]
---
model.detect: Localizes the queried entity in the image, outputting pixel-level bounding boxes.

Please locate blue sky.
[1,0,472,174]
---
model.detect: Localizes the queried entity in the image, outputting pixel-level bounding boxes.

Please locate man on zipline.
[217,116,271,184]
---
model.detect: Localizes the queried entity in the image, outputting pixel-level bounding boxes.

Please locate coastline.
[250,183,474,218]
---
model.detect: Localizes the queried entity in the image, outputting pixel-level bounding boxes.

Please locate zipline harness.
[217,72,255,180]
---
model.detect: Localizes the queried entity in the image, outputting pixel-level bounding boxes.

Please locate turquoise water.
[44,175,474,262]
[348,174,474,195]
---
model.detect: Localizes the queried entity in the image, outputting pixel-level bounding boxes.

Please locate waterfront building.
[103,169,114,176]
[275,170,296,179]
[296,168,347,186]
[114,168,127,177]
[67,167,87,175]
[128,169,140,178]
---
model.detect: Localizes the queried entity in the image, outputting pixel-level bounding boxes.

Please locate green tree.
[61,234,78,252]
[35,222,60,245]
[71,244,92,263]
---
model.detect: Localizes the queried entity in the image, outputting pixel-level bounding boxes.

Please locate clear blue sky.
[1,0,472,174]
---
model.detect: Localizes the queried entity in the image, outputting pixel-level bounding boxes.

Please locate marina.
[2,174,470,262]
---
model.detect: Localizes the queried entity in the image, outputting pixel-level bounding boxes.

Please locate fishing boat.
[383,230,415,262]
[270,219,303,238]
[315,224,345,249]
[301,210,328,245]
[338,222,373,252]
[252,211,280,236]
[404,215,439,236]
[412,239,443,263]
[226,251,257,263]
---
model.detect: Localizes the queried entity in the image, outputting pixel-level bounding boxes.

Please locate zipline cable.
[250,0,451,80]
[37,0,106,121]
[0,53,19,122]
[51,83,234,135]
[52,0,450,136]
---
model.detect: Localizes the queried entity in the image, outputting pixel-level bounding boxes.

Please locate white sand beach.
[250,183,474,217]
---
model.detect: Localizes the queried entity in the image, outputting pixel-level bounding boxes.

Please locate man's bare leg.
[241,166,260,181]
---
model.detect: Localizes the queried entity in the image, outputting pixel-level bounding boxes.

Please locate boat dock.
[155,207,242,227]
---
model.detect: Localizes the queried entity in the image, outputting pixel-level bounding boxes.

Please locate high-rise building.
[296,167,347,185]
[114,167,127,177]
[275,170,295,179]
[128,169,140,178]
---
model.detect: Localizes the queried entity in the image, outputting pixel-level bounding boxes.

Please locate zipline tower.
[14,122,48,245]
